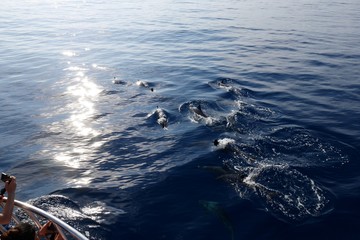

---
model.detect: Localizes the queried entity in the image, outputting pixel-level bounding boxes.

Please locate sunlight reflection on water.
[48,53,105,185]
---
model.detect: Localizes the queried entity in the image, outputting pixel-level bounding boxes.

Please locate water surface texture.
[1,0,360,239]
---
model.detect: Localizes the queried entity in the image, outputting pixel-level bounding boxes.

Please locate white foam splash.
[215,138,236,149]
[82,201,126,225]
[136,80,149,88]
[233,163,330,222]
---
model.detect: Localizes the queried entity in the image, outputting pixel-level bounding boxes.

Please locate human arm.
[0,176,16,224]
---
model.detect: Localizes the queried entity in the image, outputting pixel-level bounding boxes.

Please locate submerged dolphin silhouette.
[201,164,279,207]
[199,200,234,240]
[201,165,247,183]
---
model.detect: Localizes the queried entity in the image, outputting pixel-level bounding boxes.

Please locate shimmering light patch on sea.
[62,50,77,57]
[46,56,105,176]
[65,74,102,136]
[54,152,81,169]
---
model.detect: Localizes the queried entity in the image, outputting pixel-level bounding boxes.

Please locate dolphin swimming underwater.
[201,163,280,207]
[200,165,247,184]
[208,138,280,201]
[199,200,234,240]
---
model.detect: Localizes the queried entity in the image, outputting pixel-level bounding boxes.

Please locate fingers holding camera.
[5,176,16,196]
[0,176,16,224]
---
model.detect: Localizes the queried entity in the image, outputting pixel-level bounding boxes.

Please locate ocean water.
[1,0,360,239]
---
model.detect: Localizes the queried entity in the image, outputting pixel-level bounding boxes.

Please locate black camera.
[0,173,11,195]
[1,173,11,182]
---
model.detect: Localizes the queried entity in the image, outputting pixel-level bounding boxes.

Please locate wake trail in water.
[192,78,350,222]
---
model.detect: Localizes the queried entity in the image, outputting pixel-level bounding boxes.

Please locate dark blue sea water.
[1,0,360,239]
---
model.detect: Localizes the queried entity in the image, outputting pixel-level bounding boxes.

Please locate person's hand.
[5,176,16,195]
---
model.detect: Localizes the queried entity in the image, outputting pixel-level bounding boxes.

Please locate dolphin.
[199,200,234,240]
[136,80,154,92]
[189,104,208,118]
[200,165,247,183]
[155,107,168,129]
[201,164,279,204]
[218,79,230,88]
[112,77,127,85]
[214,138,256,164]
